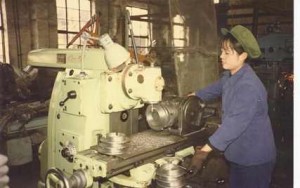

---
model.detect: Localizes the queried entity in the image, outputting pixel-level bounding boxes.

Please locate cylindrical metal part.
[155,163,187,188]
[97,132,130,155]
[69,170,87,188]
[145,99,180,131]
[122,64,164,104]
[145,96,207,135]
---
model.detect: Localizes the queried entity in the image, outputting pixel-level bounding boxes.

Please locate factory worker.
[0,154,9,188]
[188,25,276,188]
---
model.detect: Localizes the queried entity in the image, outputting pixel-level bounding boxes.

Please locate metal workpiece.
[155,163,187,188]
[145,96,211,135]
[156,163,186,179]
[145,98,179,131]
[97,132,130,155]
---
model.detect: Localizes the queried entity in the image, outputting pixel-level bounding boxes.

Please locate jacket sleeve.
[208,83,259,151]
[195,79,223,101]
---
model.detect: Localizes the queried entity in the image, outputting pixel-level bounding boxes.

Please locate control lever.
[59,90,77,106]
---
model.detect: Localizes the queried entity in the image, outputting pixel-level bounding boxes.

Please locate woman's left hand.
[187,92,196,96]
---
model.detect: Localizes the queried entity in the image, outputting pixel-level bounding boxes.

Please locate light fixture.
[99,34,130,71]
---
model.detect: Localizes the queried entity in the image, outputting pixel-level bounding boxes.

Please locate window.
[173,15,189,62]
[56,0,95,48]
[173,15,189,48]
[0,1,8,63]
[126,7,152,55]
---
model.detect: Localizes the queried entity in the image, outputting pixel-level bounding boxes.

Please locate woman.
[188,25,276,188]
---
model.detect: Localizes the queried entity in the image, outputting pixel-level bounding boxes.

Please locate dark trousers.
[229,161,275,188]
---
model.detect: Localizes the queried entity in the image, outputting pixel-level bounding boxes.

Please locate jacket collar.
[232,63,249,77]
[225,63,250,86]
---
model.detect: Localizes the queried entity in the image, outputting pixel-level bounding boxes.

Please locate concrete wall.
[150,0,219,96]
[5,0,31,67]
[5,0,57,68]
[175,0,219,96]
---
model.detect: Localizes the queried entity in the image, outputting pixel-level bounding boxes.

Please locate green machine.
[27,34,207,188]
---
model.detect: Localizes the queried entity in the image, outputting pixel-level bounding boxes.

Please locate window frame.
[126,6,152,55]
[173,14,189,48]
[56,0,95,49]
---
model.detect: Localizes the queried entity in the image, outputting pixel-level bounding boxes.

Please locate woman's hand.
[0,154,9,188]
[187,92,196,96]
[187,146,209,176]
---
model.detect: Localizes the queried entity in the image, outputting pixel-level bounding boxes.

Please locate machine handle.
[45,168,70,188]
[45,168,87,188]
[59,90,77,107]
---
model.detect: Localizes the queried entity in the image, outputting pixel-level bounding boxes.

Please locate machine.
[0,62,49,166]
[27,33,215,188]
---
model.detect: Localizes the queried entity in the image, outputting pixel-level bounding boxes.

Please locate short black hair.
[220,33,245,55]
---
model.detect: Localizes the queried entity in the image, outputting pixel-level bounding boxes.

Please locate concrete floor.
[7,140,293,188]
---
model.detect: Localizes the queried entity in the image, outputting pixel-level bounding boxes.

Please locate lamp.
[99,34,130,71]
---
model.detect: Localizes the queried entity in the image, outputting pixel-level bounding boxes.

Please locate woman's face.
[220,40,246,75]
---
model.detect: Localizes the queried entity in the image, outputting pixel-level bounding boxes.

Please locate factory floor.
[7,139,293,188]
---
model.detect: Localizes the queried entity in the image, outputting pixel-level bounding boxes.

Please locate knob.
[61,144,76,162]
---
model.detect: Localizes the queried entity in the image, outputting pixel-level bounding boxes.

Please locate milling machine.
[27,33,215,188]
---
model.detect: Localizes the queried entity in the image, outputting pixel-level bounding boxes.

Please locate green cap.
[221,25,261,59]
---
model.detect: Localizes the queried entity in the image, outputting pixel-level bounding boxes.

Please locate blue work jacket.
[196,63,276,166]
